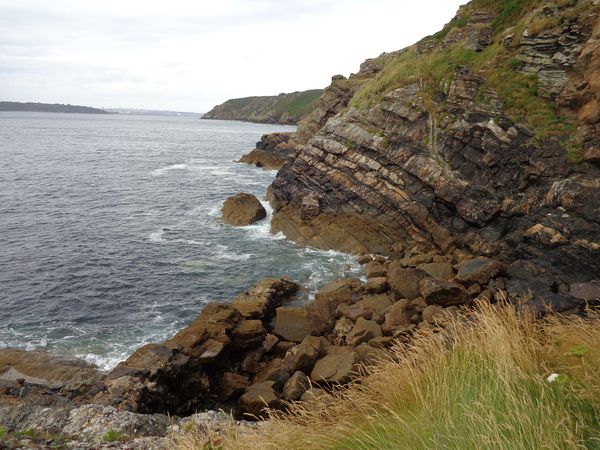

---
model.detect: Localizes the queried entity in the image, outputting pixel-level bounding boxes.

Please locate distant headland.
[0,101,109,114]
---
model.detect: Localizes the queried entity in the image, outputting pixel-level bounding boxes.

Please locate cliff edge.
[268,0,600,303]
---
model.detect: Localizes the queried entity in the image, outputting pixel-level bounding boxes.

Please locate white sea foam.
[148,229,166,243]
[151,163,187,176]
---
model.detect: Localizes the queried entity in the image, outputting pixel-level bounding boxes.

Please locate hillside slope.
[202,89,324,124]
[0,101,109,114]
[269,0,600,308]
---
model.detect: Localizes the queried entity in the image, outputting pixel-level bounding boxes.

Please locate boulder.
[387,264,426,299]
[365,261,387,278]
[238,381,282,418]
[231,320,265,349]
[382,299,412,333]
[281,371,311,402]
[221,193,267,226]
[232,278,298,319]
[254,358,291,391]
[366,277,388,293]
[455,257,502,286]
[346,318,382,347]
[357,294,394,315]
[569,282,600,301]
[283,336,328,373]
[273,306,315,342]
[311,351,359,385]
[337,303,372,321]
[355,343,391,366]
[416,262,455,281]
[422,305,444,324]
[356,254,374,264]
[312,278,360,333]
[240,349,264,374]
[419,278,470,306]
[218,372,249,400]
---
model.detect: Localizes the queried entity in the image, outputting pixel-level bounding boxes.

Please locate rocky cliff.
[202,89,324,125]
[269,0,600,303]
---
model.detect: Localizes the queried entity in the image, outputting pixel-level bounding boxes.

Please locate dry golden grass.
[175,301,600,450]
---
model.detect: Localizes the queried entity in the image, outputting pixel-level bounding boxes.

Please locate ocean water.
[0,112,362,370]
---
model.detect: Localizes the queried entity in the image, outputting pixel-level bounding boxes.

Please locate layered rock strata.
[268,0,600,303]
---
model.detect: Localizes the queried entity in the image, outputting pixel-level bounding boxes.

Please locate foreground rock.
[221,192,267,226]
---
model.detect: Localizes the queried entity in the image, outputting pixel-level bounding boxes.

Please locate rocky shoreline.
[2,0,600,448]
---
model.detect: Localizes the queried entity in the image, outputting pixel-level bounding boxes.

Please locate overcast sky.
[0,0,466,112]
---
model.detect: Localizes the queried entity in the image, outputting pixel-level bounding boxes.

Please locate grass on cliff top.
[196,301,600,450]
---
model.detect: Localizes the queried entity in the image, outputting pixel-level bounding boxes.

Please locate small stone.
[254,358,291,391]
[382,299,412,333]
[569,282,600,301]
[356,254,374,265]
[274,306,315,342]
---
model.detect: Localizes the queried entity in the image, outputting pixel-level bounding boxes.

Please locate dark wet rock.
[221,193,266,226]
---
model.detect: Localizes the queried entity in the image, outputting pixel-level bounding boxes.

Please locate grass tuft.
[102,429,124,442]
[214,302,600,450]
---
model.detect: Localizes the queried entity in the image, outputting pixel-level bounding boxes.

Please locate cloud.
[0,0,465,111]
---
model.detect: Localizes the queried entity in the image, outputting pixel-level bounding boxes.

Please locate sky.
[0,0,466,112]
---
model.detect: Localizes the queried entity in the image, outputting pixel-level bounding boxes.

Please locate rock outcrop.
[239,133,296,170]
[202,89,324,125]
[221,193,267,226]
[267,0,600,304]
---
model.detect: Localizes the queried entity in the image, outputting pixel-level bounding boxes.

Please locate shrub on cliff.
[186,302,600,449]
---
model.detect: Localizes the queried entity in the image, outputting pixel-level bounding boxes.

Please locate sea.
[0,112,362,370]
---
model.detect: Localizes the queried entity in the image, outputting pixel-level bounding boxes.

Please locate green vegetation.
[0,426,6,439]
[15,428,37,438]
[102,429,124,442]
[348,0,580,147]
[203,89,324,124]
[222,302,600,449]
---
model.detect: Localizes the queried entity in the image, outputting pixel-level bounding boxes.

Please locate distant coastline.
[0,101,110,114]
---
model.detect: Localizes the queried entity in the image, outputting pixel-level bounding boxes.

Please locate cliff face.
[202,89,324,125]
[270,0,600,296]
